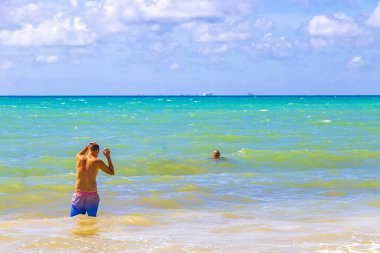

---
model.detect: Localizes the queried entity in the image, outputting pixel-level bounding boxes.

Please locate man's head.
[212,150,220,159]
[88,143,100,157]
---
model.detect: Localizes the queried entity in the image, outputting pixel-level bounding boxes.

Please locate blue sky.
[0,0,380,95]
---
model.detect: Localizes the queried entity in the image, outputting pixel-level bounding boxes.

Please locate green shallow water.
[1,96,380,252]
[1,96,380,212]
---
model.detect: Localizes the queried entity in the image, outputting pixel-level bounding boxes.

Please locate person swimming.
[212,150,220,159]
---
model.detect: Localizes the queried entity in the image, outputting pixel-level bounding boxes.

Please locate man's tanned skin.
[212,150,220,159]
[75,141,115,192]
[70,141,115,217]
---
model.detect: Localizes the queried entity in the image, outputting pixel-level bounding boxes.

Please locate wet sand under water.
[1,211,380,253]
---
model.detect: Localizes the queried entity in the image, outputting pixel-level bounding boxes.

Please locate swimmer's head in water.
[212,150,220,159]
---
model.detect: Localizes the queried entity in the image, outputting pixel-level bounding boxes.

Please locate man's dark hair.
[89,143,99,151]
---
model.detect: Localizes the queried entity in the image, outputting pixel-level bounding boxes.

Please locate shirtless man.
[70,142,115,217]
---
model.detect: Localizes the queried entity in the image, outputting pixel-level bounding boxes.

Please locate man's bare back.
[76,156,103,192]
[71,142,114,217]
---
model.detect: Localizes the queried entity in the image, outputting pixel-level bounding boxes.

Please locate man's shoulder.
[90,158,104,164]
[90,158,106,170]
[76,154,87,161]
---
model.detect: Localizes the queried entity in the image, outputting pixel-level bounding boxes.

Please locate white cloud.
[214,44,228,53]
[307,13,372,48]
[309,38,328,48]
[180,16,274,44]
[197,29,250,43]
[0,2,43,25]
[367,1,380,28]
[348,56,364,68]
[252,33,296,58]
[182,18,252,43]
[84,0,253,33]
[0,61,14,70]
[12,3,39,20]
[169,63,179,70]
[35,55,59,63]
[152,42,178,52]
[85,0,225,32]
[307,14,365,37]
[200,44,228,54]
[0,13,97,46]
[253,18,274,31]
[70,0,79,8]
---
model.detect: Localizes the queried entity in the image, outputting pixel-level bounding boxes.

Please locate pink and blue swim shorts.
[70,191,100,217]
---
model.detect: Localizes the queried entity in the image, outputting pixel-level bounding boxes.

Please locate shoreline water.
[1,211,379,252]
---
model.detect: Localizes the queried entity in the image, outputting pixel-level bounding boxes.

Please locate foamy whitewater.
[1,96,380,252]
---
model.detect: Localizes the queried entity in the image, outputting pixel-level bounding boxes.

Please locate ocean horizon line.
[1,94,380,98]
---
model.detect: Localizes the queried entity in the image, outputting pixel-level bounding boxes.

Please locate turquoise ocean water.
[1,96,380,252]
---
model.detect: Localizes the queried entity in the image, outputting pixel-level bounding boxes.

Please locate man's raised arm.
[98,148,115,175]
[76,141,96,158]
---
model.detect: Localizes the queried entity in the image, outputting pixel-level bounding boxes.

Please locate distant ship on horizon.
[202,93,213,96]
